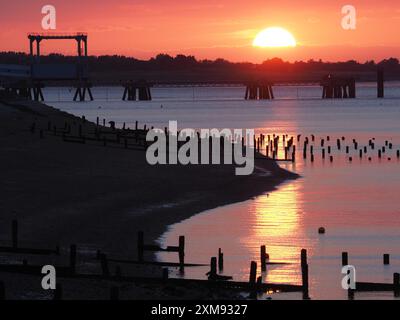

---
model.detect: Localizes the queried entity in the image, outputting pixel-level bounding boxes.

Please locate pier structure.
[321,75,356,99]
[245,81,274,100]
[377,67,384,98]
[122,80,152,101]
[28,33,88,59]
[27,33,92,101]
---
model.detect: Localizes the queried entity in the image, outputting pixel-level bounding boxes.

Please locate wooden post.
[377,67,384,98]
[208,257,217,280]
[53,284,62,300]
[249,261,257,286]
[115,266,122,278]
[110,287,119,300]
[383,254,390,265]
[342,252,348,266]
[12,220,18,249]
[394,273,400,297]
[138,231,144,262]
[0,281,4,300]
[301,249,309,299]
[179,236,185,272]
[218,248,224,271]
[100,253,110,277]
[261,245,267,272]
[69,244,77,274]
[162,268,169,281]
[348,287,355,300]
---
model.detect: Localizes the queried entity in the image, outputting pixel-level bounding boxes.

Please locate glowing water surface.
[48,84,400,299]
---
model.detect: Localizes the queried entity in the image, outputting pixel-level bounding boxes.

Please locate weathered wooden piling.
[73,81,94,101]
[162,268,169,281]
[249,261,257,286]
[348,287,355,300]
[53,284,62,300]
[321,75,355,99]
[110,287,119,300]
[301,249,309,299]
[137,231,144,262]
[342,252,348,266]
[377,67,384,98]
[208,257,217,280]
[12,220,18,249]
[394,273,400,297]
[0,281,4,300]
[100,253,110,277]
[245,82,274,100]
[122,80,152,101]
[261,245,267,272]
[179,235,185,272]
[218,248,224,271]
[115,265,122,278]
[383,254,390,265]
[70,244,77,274]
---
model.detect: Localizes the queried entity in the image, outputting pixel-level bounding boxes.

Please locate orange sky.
[1,0,400,62]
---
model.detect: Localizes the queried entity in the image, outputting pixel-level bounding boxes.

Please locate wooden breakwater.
[0,223,305,300]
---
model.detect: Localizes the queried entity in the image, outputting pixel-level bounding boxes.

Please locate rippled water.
[48,84,400,300]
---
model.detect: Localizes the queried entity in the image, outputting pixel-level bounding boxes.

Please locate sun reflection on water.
[238,182,309,284]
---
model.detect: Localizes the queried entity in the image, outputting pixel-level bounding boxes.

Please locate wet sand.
[0,99,297,299]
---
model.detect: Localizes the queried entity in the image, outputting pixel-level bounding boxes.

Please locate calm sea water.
[47,83,400,300]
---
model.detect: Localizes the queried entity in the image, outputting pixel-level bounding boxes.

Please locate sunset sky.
[1,0,400,62]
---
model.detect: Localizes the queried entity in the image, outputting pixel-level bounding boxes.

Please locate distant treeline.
[1,52,400,82]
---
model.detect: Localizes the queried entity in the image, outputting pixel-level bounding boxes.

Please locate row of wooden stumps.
[245,82,274,100]
[321,75,356,99]
[206,245,308,299]
[262,133,400,164]
[137,231,185,272]
[31,115,150,149]
[255,133,296,161]
[122,80,152,101]
[73,81,94,102]
[341,251,400,299]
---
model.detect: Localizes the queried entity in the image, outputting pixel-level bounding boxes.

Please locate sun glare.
[253,27,296,48]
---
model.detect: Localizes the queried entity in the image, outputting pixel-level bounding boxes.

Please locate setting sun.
[253,27,296,48]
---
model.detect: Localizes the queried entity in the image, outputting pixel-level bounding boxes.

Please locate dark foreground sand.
[0,99,297,299]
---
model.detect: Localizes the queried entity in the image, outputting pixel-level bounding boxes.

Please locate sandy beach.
[0,98,297,299]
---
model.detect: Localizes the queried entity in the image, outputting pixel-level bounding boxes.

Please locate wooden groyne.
[0,222,305,300]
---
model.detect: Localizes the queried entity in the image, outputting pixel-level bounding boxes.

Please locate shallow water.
[48,83,400,300]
